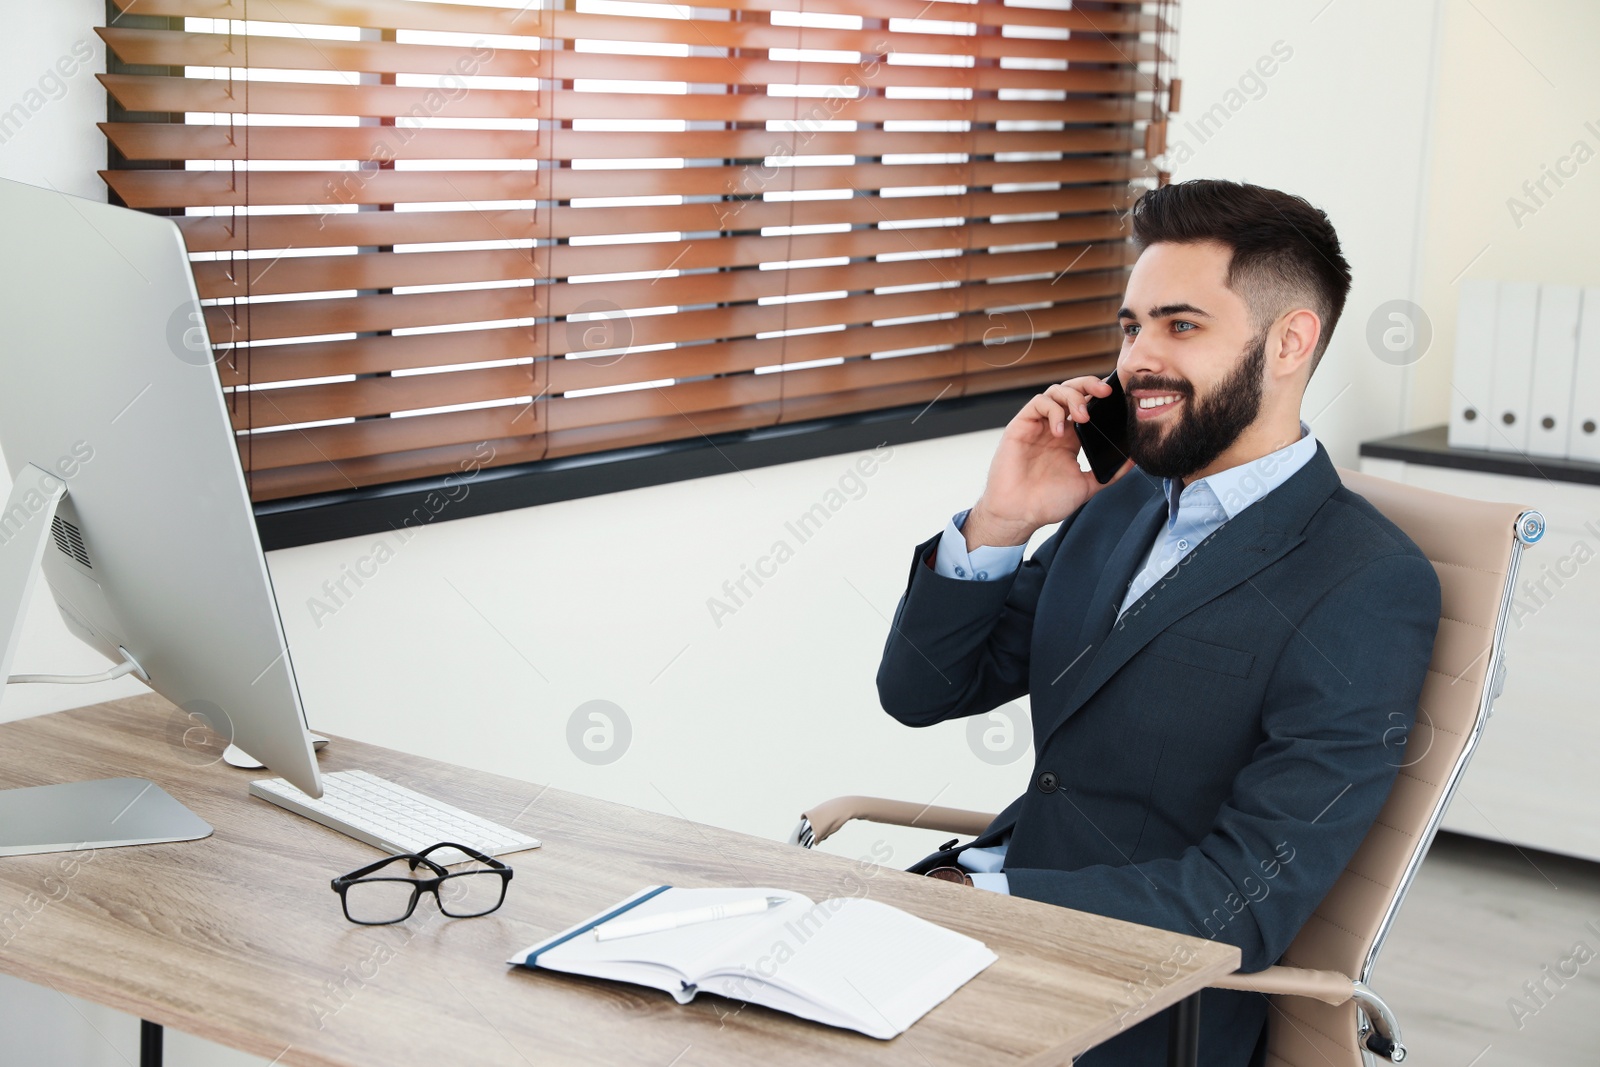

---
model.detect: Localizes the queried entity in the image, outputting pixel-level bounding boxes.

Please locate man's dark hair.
[1129,179,1353,375]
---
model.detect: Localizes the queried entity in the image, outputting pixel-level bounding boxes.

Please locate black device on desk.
[1077,370,1131,484]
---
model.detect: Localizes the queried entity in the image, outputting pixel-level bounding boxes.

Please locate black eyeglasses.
[331,842,513,925]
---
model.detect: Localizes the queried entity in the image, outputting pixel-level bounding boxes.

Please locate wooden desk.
[0,696,1239,1066]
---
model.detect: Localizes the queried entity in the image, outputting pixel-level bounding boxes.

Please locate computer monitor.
[0,176,322,855]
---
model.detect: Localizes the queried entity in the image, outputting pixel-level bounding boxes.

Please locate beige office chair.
[790,468,1544,1065]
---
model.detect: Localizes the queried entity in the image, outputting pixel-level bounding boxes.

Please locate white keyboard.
[249,769,542,858]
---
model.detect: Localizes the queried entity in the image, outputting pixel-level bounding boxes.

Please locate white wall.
[1410,0,1600,429]
[0,1,1466,1063]
[1165,0,1446,457]
[264,431,1039,849]
[0,0,105,201]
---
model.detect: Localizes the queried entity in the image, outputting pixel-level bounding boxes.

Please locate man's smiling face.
[1115,240,1272,482]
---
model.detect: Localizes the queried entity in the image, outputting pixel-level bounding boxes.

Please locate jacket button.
[1037,771,1058,794]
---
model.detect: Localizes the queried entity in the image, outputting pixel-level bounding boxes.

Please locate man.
[875,179,1441,1066]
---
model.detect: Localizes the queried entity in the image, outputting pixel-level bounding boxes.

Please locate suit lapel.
[1079,491,1168,646]
[1037,444,1342,746]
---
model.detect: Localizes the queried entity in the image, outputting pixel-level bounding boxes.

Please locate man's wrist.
[961,504,1036,553]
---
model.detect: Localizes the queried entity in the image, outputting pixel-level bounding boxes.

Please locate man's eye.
[1121,323,1139,337]
[1173,321,1196,333]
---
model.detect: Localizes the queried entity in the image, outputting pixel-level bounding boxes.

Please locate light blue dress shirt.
[931,423,1319,893]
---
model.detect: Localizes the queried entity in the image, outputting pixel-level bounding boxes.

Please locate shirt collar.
[1160,421,1318,526]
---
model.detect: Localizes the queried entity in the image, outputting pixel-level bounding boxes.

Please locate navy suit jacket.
[876,443,1440,1067]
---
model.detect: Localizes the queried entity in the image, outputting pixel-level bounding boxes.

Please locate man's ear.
[1271,308,1320,381]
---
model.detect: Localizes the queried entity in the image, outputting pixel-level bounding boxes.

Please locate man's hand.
[963,375,1135,551]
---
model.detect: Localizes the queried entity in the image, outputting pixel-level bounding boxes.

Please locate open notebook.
[507,886,997,1039]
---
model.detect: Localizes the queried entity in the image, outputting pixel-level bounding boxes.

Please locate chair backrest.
[1265,468,1541,1066]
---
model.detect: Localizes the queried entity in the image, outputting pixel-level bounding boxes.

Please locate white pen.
[594,895,790,941]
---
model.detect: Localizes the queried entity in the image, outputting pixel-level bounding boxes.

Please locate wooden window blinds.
[99,0,1176,502]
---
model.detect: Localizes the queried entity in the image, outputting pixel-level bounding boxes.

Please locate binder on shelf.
[1487,281,1538,454]
[1527,284,1581,459]
[1449,279,1496,450]
[1570,287,1600,464]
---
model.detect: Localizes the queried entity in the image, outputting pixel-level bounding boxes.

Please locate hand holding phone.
[1077,370,1132,484]
[962,372,1133,550]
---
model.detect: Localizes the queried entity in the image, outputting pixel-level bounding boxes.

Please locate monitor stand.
[0,463,212,856]
[0,778,212,857]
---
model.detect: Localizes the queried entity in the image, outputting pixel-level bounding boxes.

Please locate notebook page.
[526,887,814,991]
[718,897,996,1038]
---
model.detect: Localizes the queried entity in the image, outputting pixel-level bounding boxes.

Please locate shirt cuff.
[933,508,1026,581]
[968,872,1011,894]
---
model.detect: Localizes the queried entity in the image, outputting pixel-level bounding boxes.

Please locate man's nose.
[1119,332,1167,379]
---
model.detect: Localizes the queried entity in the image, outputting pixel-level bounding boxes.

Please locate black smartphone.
[1076,370,1130,484]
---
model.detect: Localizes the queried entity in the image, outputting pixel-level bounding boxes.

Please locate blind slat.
[103,122,1143,161]
[106,164,1144,214]
[100,27,1160,95]
[103,73,1141,126]
[107,0,1165,63]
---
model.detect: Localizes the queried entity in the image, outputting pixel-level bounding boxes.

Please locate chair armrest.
[791,795,996,847]
[1210,968,1410,1061]
[1208,964,1354,1006]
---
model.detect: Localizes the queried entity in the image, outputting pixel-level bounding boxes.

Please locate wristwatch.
[925,865,974,887]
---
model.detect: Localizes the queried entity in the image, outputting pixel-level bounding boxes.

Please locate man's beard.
[1126,330,1267,481]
